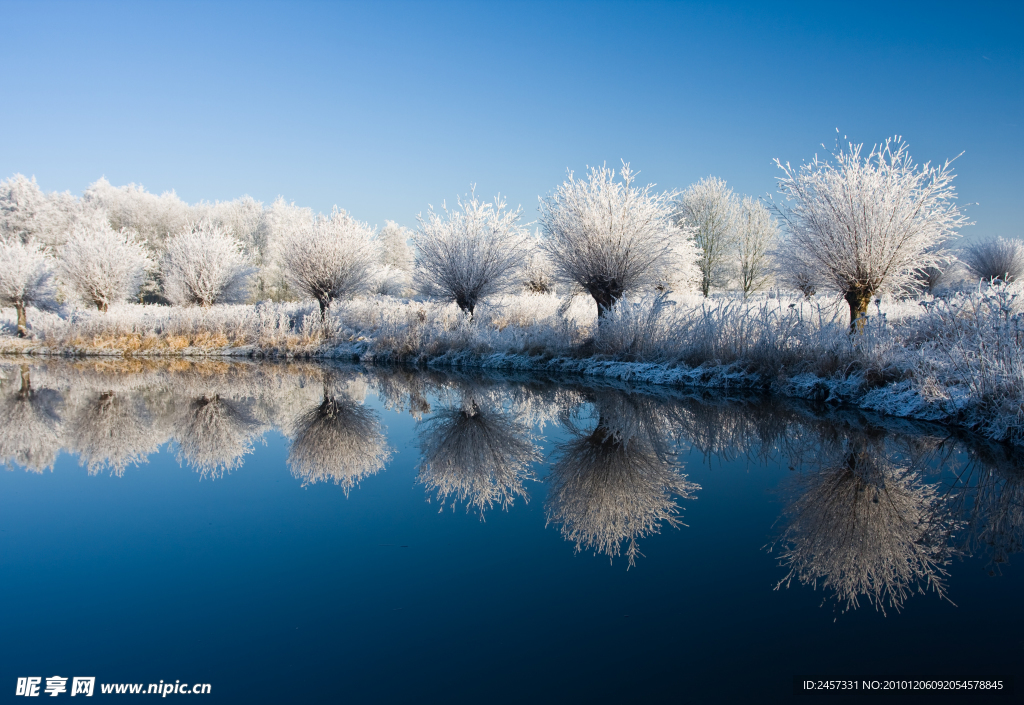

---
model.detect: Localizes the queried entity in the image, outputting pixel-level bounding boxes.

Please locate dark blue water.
[0,361,1021,703]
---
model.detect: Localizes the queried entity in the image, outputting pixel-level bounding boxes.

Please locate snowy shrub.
[162,222,254,306]
[414,191,531,315]
[540,162,693,317]
[960,237,1024,284]
[280,208,378,318]
[773,137,968,329]
[58,217,152,310]
[0,238,58,337]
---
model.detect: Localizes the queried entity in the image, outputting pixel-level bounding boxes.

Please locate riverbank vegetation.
[2,137,1022,443]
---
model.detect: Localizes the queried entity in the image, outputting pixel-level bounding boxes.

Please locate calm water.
[0,360,1021,703]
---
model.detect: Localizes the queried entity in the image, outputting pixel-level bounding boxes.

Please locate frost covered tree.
[539,163,688,317]
[960,237,1024,284]
[0,239,58,337]
[161,221,254,306]
[1,174,82,247]
[773,137,968,330]
[82,178,193,252]
[58,217,152,311]
[264,197,314,301]
[414,191,531,315]
[280,208,378,318]
[378,220,414,272]
[735,196,778,299]
[674,176,738,297]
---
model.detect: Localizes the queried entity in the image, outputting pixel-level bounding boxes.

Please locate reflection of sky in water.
[1,361,1022,702]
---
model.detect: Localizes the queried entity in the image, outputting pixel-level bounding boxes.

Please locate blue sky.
[1,1,1020,238]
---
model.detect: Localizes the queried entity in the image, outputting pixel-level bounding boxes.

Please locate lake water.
[0,360,1021,703]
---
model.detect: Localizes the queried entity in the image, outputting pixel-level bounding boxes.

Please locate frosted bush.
[58,217,152,310]
[162,222,254,306]
[960,237,1024,283]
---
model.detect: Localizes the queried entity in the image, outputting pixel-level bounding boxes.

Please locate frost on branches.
[161,222,254,307]
[674,176,738,297]
[0,239,58,337]
[58,216,152,311]
[773,137,968,330]
[960,237,1024,284]
[539,163,691,317]
[413,191,531,315]
[280,208,378,318]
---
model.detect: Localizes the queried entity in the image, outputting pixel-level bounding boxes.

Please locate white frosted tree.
[161,222,254,306]
[960,237,1024,284]
[280,207,378,318]
[773,137,968,329]
[414,191,531,315]
[378,220,414,272]
[735,196,778,299]
[0,238,58,337]
[539,163,688,317]
[674,176,738,298]
[82,178,193,252]
[58,217,152,311]
[0,174,82,248]
[264,197,314,301]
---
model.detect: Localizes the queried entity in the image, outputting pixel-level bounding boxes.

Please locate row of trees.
[0,137,998,335]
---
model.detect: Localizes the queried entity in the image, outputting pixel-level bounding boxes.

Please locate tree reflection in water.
[70,391,161,476]
[545,391,699,567]
[286,378,392,494]
[175,394,262,479]
[416,387,540,516]
[771,423,960,615]
[0,365,63,472]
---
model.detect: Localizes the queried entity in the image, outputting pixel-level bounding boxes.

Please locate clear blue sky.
[2,0,1020,239]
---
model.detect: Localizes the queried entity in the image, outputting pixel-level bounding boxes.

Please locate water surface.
[0,361,1021,703]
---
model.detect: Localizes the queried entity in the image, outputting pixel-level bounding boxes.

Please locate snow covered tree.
[82,178,192,252]
[263,197,314,301]
[960,237,1024,284]
[674,176,738,297]
[735,196,778,299]
[414,191,531,315]
[0,238,58,337]
[1,174,82,248]
[280,207,378,318]
[378,220,414,272]
[58,217,152,311]
[539,163,687,318]
[161,222,254,306]
[773,137,968,330]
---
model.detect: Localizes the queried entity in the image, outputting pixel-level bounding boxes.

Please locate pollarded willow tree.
[58,217,152,311]
[161,221,254,306]
[539,163,689,318]
[414,191,532,315]
[773,137,968,330]
[280,208,378,319]
[0,238,58,337]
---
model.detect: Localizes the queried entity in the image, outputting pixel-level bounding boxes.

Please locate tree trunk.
[96,299,108,312]
[700,274,711,298]
[587,281,624,319]
[18,364,31,399]
[455,296,475,317]
[15,302,28,338]
[845,287,873,333]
